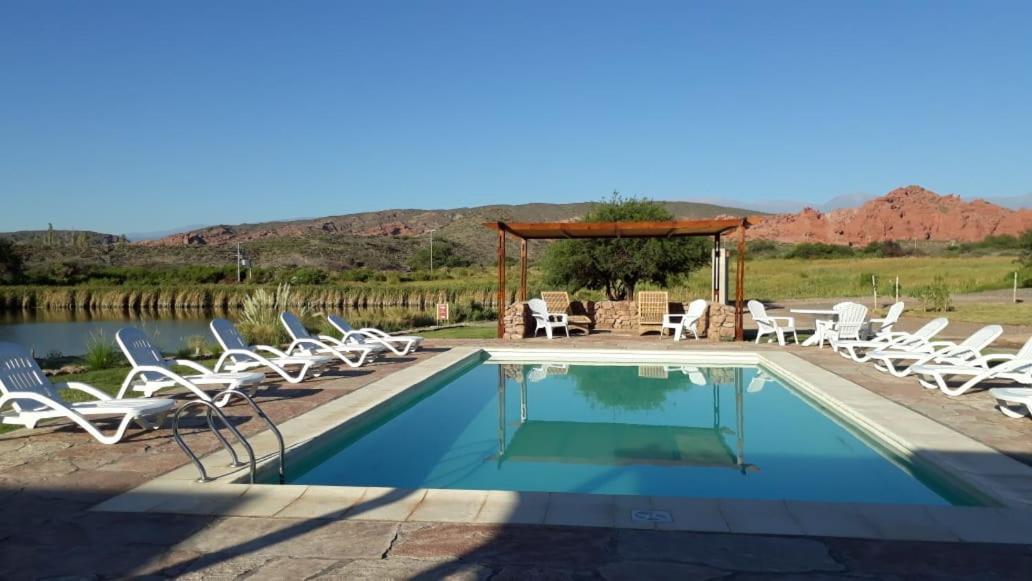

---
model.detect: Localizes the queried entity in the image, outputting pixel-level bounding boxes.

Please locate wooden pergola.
[483,217,755,340]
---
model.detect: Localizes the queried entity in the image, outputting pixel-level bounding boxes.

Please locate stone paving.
[2,337,1032,579]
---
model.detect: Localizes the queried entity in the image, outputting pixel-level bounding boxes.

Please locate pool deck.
[3,336,1032,578]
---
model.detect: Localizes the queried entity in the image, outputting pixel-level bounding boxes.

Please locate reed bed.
[0,282,528,312]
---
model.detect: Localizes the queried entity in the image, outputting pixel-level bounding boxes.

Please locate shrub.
[238,283,310,345]
[910,275,953,312]
[83,331,120,370]
[784,243,855,260]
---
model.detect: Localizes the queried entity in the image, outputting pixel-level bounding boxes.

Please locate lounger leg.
[997,402,1030,418]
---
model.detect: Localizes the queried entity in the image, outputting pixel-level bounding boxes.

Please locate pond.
[0,307,437,357]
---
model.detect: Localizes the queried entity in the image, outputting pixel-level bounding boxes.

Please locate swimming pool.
[284,355,984,506]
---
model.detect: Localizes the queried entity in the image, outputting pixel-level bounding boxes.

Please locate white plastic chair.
[0,342,175,444]
[747,300,798,346]
[116,327,264,405]
[866,301,904,338]
[662,299,708,341]
[869,325,1003,378]
[911,336,1032,396]
[210,319,332,384]
[528,298,569,339]
[835,317,949,363]
[280,312,375,367]
[326,315,422,356]
[822,302,869,349]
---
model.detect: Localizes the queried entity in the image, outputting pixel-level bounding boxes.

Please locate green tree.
[540,193,709,300]
[0,239,25,284]
[407,238,472,271]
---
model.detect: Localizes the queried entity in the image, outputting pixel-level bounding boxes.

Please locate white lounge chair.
[528,298,570,339]
[835,317,949,363]
[747,300,798,346]
[280,312,375,367]
[868,325,1003,378]
[821,302,868,349]
[661,299,708,341]
[866,301,905,338]
[210,319,333,384]
[116,327,264,404]
[326,315,422,356]
[0,342,175,444]
[989,387,1032,418]
[911,337,1032,396]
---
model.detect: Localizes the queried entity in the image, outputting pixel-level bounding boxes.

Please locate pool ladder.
[171,388,285,484]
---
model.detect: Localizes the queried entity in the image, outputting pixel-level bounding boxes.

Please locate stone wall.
[707,303,738,342]
[592,300,637,330]
[502,298,740,341]
[502,302,533,340]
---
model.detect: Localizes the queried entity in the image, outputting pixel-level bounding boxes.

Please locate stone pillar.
[502,302,534,340]
[706,303,739,342]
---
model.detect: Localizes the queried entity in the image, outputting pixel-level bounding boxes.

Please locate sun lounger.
[0,342,175,444]
[835,318,949,363]
[280,312,375,367]
[910,336,1032,396]
[326,315,422,356]
[868,325,1003,378]
[116,327,264,405]
[989,387,1032,418]
[210,318,333,384]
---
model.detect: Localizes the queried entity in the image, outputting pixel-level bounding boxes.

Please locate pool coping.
[91,346,1032,544]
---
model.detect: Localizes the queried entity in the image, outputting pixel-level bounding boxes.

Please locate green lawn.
[421,325,497,339]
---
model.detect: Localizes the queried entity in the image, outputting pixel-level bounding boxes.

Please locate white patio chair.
[868,325,1003,378]
[210,319,333,384]
[116,327,265,405]
[989,387,1032,418]
[661,299,708,341]
[326,315,422,356]
[835,317,949,363]
[822,302,869,349]
[747,300,798,346]
[866,301,905,338]
[528,298,569,339]
[0,342,175,445]
[280,312,375,368]
[911,336,1032,396]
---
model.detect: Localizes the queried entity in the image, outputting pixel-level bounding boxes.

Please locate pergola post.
[496,224,507,338]
[734,220,746,341]
[712,234,722,303]
[519,238,528,302]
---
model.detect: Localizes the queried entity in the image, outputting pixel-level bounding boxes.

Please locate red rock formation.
[750,185,1032,244]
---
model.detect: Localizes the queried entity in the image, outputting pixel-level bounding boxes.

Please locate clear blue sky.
[2,0,1030,234]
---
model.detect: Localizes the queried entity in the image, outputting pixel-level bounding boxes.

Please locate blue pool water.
[286,358,982,505]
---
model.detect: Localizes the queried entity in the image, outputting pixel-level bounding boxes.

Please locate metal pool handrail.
[171,389,286,484]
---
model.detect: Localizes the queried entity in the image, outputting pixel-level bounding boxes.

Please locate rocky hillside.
[749,185,1032,245]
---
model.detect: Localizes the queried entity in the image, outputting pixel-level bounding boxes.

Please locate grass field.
[420,325,497,339]
[666,256,1024,301]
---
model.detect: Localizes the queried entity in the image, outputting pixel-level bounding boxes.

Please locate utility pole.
[236,243,242,283]
[429,229,436,279]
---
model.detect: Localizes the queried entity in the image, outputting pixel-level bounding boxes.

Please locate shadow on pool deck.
[3,480,1032,579]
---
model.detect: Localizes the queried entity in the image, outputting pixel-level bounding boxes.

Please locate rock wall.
[502,302,533,340]
[707,303,738,342]
[593,300,638,330]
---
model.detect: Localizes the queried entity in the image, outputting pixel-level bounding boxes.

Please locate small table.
[790,308,838,347]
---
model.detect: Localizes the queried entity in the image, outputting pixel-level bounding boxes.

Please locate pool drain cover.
[631,510,672,523]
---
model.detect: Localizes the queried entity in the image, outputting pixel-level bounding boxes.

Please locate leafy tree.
[0,239,25,284]
[540,193,709,300]
[407,238,472,271]
[1018,229,1032,267]
[785,242,855,259]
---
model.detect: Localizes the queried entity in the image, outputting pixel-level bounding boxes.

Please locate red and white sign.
[436,303,449,321]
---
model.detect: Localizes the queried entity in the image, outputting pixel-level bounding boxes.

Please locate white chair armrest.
[63,382,112,401]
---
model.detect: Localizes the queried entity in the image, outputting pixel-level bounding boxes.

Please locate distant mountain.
[0,229,124,246]
[125,224,209,242]
[750,185,1032,244]
[138,200,761,266]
